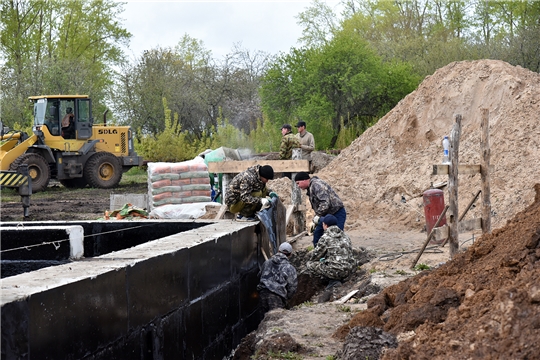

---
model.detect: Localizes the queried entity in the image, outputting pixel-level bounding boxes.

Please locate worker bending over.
[225,164,277,221]
[294,172,346,246]
[305,215,356,285]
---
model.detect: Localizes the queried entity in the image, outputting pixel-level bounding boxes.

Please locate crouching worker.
[257,242,298,313]
[224,164,278,221]
[305,215,356,287]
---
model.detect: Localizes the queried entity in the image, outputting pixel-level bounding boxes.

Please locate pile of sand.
[318,59,540,232]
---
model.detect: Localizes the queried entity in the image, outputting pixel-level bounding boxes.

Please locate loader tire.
[9,153,51,192]
[59,178,88,189]
[84,152,122,189]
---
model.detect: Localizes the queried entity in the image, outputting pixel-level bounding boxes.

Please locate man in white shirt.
[295,121,315,171]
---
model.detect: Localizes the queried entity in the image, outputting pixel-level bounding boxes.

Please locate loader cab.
[31,95,93,140]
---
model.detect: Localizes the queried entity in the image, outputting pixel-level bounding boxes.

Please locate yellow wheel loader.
[0,95,143,192]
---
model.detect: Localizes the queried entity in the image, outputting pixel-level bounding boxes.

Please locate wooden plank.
[411,205,449,269]
[287,231,307,244]
[207,159,309,174]
[432,218,483,241]
[285,205,295,226]
[432,164,480,175]
[214,204,228,220]
[333,290,359,304]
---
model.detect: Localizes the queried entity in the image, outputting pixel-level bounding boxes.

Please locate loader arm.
[0,134,38,170]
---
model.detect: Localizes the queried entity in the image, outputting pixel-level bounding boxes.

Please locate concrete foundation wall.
[1,220,264,360]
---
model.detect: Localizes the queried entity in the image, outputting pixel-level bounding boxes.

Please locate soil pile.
[340,184,540,359]
[319,59,540,232]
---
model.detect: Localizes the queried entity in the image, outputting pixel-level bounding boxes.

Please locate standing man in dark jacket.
[257,242,298,313]
[225,164,276,221]
[294,172,346,246]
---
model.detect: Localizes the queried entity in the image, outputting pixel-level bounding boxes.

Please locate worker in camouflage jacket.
[225,164,276,221]
[305,215,356,282]
[279,124,300,160]
[294,172,347,246]
[257,242,298,313]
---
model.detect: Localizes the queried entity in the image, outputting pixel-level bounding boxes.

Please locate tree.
[260,27,420,148]
[112,36,272,139]
[0,0,130,128]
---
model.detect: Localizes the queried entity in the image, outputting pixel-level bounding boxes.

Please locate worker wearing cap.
[224,164,278,221]
[295,120,315,166]
[257,242,298,313]
[294,171,346,246]
[279,123,300,179]
[305,214,356,283]
[279,124,300,160]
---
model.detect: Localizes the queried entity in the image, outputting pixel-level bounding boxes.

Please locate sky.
[119,0,323,60]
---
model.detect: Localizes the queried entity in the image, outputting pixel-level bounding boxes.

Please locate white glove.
[313,215,320,225]
[261,198,271,209]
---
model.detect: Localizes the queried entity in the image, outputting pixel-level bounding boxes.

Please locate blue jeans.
[313,207,347,246]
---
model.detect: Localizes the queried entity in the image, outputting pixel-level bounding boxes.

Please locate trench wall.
[1,220,263,360]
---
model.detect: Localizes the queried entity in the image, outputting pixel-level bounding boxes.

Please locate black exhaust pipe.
[103,109,109,126]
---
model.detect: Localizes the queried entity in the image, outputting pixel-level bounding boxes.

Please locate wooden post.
[448,114,462,258]
[480,108,492,234]
[221,174,231,207]
[291,180,305,234]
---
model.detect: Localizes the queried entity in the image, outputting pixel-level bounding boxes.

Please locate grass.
[0,166,148,203]
[265,351,303,360]
[120,166,147,185]
[414,263,431,271]
[294,301,315,309]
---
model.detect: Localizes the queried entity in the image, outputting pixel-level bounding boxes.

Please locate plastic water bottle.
[442,136,450,164]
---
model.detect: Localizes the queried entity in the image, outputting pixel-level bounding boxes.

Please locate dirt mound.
[319,59,540,232]
[335,183,540,359]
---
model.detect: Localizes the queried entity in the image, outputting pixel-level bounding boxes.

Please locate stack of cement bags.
[147,159,211,211]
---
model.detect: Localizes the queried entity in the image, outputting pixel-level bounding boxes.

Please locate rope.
[1,223,156,254]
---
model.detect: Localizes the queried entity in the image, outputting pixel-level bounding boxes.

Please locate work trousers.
[313,207,347,246]
[259,289,286,314]
[228,189,266,217]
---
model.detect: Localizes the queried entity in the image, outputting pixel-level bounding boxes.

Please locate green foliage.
[394,270,408,275]
[212,116,251,150]
[260,25,420,149]
[294,301,315,309]
[414,263,431,271]
[120,166,147,185]
[266,351,303,360]
[337,305,351,312]
[135,98,197,162]
[0,0,130,129]
[248,117,281,153]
